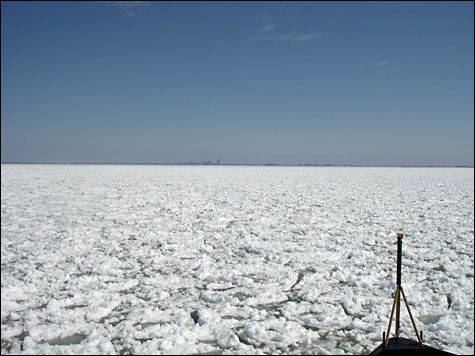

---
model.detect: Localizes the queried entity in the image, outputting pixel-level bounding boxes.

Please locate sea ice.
[1,164,473,354]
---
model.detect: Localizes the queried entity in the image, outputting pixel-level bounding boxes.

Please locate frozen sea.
[1,164,473,355]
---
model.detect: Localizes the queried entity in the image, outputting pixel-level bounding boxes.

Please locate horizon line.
[1,162,473,168]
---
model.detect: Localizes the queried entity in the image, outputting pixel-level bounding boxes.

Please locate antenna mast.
[384,233,422,346]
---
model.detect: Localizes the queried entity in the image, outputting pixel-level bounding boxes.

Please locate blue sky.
[1,1,473,165]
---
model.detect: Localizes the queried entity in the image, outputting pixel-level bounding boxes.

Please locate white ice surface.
[1,164,473,355]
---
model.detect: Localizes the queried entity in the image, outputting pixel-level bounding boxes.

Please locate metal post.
[396,234,403,286]
[395,233,403,337]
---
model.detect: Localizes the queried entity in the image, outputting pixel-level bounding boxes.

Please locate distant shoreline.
[1,162,473,168]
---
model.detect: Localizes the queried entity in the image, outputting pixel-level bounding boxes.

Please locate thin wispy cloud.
[253,15,320,43]
[377,59,390,67]
[288,32,321,43]
[254,32,321,43]
[259,15,276,33]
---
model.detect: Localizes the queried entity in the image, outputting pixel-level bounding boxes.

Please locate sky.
[1,1,474,166]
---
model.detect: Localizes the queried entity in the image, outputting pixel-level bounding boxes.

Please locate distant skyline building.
[217,158,220,165]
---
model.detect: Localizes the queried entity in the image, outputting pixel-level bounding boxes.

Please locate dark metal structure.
[369,233,455,355]
[370,336,455,355]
